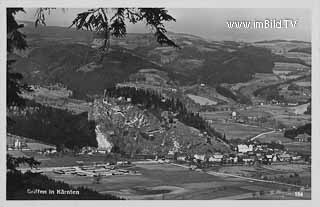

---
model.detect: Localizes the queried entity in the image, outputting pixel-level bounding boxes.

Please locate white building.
[209,154,223,162]
[194,154,205,161]
[237,144,253,153]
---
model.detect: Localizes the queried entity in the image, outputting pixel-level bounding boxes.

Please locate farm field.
[258,105,311,128]
[211,164,311,186]
[182,85,235,105]
[187,94,218,105]
[208,121,268,140]
[272,62,309,73]
[21,85,91,114]
[252,131,293,143]
[294,81,311,87]
[252,41,311,56]
[201,104,310,140]
[235,105,310,128]
[201,111,233,121]
[284,142,311,156]
[227,73,280,104]
[285,52,311,65]
[231,73,279,91]
[43,163,309,200]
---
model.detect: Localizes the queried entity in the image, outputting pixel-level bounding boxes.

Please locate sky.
[16,8,311,42]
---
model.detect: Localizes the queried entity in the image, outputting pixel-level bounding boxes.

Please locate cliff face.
[88,97,230,156]
[88,97,162,154]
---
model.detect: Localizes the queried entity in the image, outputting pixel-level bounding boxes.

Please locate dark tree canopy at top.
[35,8,179,50]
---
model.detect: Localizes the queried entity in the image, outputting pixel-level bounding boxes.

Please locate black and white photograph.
[2,0,319,204]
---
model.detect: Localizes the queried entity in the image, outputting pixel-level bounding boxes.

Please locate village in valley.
[7,79,311,199]
[6,8,312,200]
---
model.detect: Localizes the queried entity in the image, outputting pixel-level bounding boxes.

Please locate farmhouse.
[194,154,205,161]
[208,153,223,162]
[278,153,292,162]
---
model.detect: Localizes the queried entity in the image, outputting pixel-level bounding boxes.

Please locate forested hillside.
[7,101,97,150]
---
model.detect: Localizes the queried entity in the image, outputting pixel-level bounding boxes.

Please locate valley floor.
[23,161,311,200]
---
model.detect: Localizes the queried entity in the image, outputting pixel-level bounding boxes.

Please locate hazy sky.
[16,8,311,42]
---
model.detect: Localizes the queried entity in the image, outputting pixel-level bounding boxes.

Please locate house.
[242,157,255,164]
[194,154,205,161]
[208,154,223,162]
[237,144,253,153]
[292,155,302,161]
[265,154,274,162]
[97,149,108,154]
[294,133,310,142]
[254,145,263,151]
[278,153,292,162]
[177,156,187,161]
[45,148,57,154]
[230,156,238,163]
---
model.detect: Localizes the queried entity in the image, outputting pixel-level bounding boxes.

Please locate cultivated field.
[182,85,235,105]
[285,52,311,65]
[187,94,218,105]
[212,163,311,187]
[258,105,311,128]
[22,85,91,114]
[230,73,279,91]
[272,62,309,73]
[43,163,309,200]
[284,142,311,156]
[209,121,268,140]
[252,131,292,143]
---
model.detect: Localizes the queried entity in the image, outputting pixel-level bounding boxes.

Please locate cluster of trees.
[284,123,311,139]
[105,87,223,139]
[261,87,285,102]
[253,82,285,102]
[8,101,97,150]
[215,86,238,101]
[304,104,311,115]
[216,85,251,104]
[287,83,301,91]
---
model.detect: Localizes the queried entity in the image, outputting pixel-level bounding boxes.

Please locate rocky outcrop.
[95,125,113,152]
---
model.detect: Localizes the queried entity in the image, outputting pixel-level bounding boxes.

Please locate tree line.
[284,123,311,139]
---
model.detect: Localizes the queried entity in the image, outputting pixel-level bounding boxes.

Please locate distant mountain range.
[10,22,310,100]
